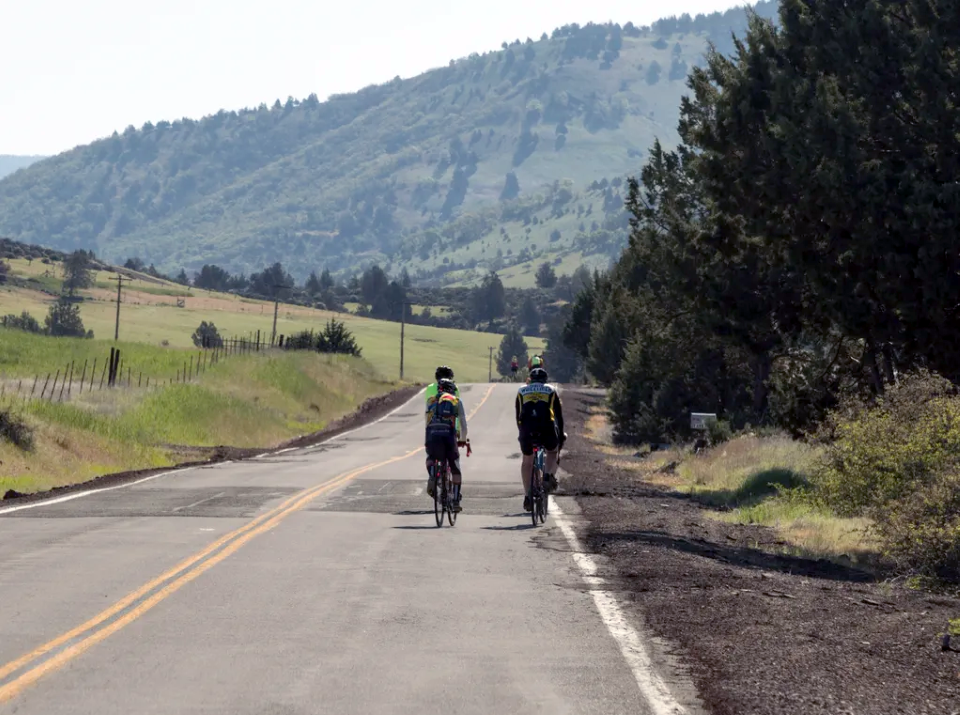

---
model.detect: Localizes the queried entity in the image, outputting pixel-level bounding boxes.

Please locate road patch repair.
[0,384,424,511]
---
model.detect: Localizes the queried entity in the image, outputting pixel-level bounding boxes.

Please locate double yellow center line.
[0,384,495,703]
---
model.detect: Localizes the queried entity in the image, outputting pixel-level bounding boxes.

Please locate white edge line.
[0,468,198,516]
[551,498,689,715]
[0,387,428,516]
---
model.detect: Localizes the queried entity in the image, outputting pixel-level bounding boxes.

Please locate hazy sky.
[1,0,747,156]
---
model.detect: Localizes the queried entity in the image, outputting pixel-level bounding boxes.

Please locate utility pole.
[269,283,287,346]
[113,275,130,341]
[488,346,494,382]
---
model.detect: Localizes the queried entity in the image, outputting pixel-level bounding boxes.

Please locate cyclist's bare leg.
[521,454,534,495]
[544,449,559,474]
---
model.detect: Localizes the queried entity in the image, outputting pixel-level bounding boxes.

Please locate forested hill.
[0,156,45,180]
[0,2,777,286]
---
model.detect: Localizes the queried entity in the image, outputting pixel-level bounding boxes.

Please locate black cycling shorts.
[518,422,559,456]
[425,428,461,476]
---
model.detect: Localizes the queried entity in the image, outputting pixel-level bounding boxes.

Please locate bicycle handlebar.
[458,439,472,456]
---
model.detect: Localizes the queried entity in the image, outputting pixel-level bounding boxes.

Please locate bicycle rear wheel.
[433,465,443,527]
[530,471,541,527]
[446,477,457,527]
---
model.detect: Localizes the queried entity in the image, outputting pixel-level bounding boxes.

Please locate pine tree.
[496,328,528,376]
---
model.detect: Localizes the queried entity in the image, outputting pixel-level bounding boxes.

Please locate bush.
[813,371,960,516]
[317,319,361,356]
[284,321,362,357]
[872,470,960,582]
[191,320,223,348]
[0,407,34,451]
[707,418,733,446]
[812,371,960,582]
[1,311,43,334]
[45,298,91,338]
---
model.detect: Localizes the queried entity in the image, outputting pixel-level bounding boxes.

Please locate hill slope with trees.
[0,155,45,180]
[0,3,776,286]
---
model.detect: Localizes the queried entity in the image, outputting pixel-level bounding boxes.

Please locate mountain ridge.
[0,155,46,180]
[0,3,778,286]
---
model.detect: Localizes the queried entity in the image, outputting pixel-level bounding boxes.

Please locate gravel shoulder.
[557,388,960,715]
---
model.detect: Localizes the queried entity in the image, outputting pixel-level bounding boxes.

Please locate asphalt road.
[0,384,693,715]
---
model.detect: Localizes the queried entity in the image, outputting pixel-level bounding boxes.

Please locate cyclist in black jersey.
[515,367,565,512]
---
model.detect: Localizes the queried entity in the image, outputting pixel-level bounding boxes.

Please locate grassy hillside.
[0,341,394,494]
[0,4,777,286]
[0,155,45,180]
[0,258,542,382]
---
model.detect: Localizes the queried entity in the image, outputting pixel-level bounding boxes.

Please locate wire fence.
[0,331,287,405]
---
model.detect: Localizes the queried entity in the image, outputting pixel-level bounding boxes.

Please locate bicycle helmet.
[529,367,548,383]
[435,365,454,381]
[437,378,457,395]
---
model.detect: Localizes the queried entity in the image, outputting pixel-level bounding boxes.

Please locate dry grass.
[0,352,393,495]
[582,409,879,563]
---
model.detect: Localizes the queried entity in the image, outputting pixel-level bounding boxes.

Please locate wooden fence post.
[48,370,60,400]
[79,359,88,395]
[58,364,69,401]
[31,375,38,397]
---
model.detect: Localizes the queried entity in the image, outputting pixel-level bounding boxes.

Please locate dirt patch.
[557,388,960,715]
[2,384,422,506]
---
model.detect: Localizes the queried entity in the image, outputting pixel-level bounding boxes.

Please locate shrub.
[812,371,960,582]
[872,470,960,582]
[707,418,732,446]
[191,320,223,348]
[1,311,43,334]
[45,298,91,338]
[285,329,318,351]
[317,319,361,356]
[0,407,34,451]
[813,371,960,516]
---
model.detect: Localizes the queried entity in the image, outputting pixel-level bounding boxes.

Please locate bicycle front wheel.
[447,479,457,526]
[530,472,541,527]
[433,466,443,527]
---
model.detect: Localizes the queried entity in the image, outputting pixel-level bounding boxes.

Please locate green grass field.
[0,350,393,494]
[0,258,545,494]
[0,259,543,383]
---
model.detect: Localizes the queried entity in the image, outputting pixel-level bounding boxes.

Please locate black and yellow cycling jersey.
[515,382,564,433]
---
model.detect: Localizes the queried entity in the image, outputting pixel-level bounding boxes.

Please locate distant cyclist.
[510,355,519,379]
[425,378,468,511]
[515,366,565,512]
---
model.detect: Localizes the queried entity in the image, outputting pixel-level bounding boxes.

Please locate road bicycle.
[433,440,471,527]
[530,443,549,526]
[529,439,564,527]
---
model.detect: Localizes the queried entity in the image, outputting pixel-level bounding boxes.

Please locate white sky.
[0,0,746,156]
